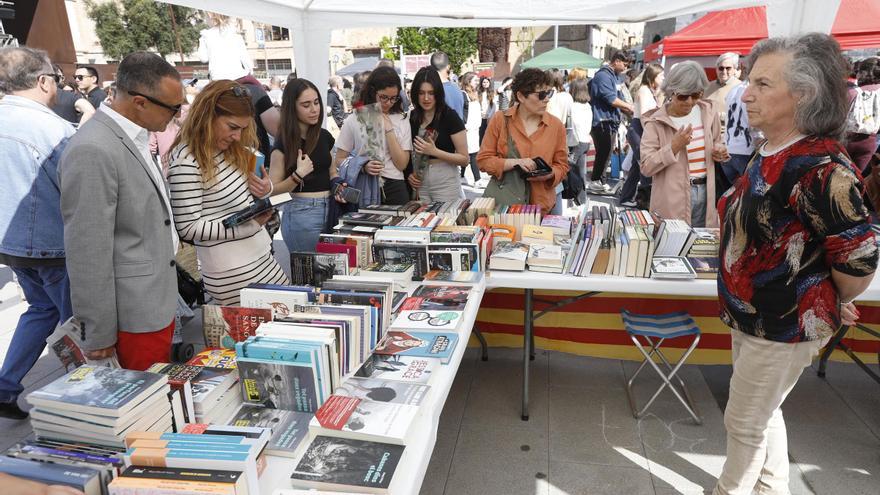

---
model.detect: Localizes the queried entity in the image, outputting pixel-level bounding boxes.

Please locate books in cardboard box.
[26,366,168,418]
[309,395,417,444]
[290,435,403,493]
[354,354,438,384]
[374,330,458,364]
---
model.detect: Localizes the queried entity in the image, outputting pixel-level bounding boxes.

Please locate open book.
[222,193,293,228]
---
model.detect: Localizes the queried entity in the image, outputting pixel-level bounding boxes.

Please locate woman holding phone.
[168,80,289,305]
[407,67,469,202]
[269,78,336,253]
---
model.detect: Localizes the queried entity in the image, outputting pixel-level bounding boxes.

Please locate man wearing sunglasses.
[0,47,75,420]
[73,66,107,111]
[705,53,742,119]
[588,50,634,194]
[60,52,185,371]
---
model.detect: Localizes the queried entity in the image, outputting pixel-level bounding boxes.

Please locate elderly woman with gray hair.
[714,33,878,495]
[640,60,727,227]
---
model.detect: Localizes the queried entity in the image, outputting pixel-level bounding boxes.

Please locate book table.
[259,280,487,494]
[484,271,880,421]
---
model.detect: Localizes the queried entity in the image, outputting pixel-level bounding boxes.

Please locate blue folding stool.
[620,310,703,424]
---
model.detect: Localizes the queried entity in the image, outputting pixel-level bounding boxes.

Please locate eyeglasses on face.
[528,89,555,100]
[674,92,703,102]
[718,66,736,72]
[73,74,89,81]
[40,73,62,84]
[127,90,182,114]
[377,94,400,104]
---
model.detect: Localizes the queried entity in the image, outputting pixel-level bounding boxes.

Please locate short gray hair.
[115,51,180,95]
[716,52,740,68]
[661,61,709,99]
[748,33,848,140]
[0,46,52,94]
[329,75,343,88]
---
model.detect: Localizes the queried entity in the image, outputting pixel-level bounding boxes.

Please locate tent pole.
[554,25,559,49]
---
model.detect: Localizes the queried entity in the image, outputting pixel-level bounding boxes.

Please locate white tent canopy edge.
[162,0,838,100]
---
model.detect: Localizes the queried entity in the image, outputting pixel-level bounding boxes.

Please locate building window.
[260,26,290,42]
[254,58,294,77]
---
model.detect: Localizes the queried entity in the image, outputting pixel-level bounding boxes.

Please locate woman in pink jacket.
[640,61,729,227]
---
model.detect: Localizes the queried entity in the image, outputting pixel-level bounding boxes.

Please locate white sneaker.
[588,181,611,193]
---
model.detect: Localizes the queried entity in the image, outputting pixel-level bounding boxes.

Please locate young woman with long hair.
[477,76,497,144]
[619,62,665,207]
[460,71,482,182]
[168,80,289,306]
[335,66,412,205]
[269,78,336,253]
[407,67,469,202]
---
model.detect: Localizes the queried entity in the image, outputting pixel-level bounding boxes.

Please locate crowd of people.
[0,29,878,495]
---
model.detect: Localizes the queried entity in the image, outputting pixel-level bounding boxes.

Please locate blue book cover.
[237,338,328,402]
[0,456,100,490]
[237,357,320,412]
[373,331,459,364]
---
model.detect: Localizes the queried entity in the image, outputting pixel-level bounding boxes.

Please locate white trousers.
[713,329,827,495]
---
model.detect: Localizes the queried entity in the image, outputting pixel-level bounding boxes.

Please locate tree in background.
[380,27,478,74]
[86,0,204,62]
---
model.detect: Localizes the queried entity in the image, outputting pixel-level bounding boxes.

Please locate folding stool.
[620,310,703,424]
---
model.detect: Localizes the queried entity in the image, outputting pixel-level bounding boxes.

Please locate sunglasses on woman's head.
[229,85,251,98]
[674,92,703,102]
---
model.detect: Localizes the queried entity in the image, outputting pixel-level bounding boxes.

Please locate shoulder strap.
[504,114,521,160]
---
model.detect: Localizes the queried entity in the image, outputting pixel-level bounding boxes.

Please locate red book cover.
[181,423,210,434]
[314,395,360,430]
[316,242,357,268]
[202,305,271,349]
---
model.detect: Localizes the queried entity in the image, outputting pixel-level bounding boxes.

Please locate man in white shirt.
[59,52,185,371]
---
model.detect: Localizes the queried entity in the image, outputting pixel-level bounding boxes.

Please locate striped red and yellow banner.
[469,288,880,364]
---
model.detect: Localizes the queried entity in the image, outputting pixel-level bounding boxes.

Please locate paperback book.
[290,435,404,494]
[202,305,272,349]
[354,354,438,384]
[227,403,312,457]
[309,395,418,445]
[373,330,458,364]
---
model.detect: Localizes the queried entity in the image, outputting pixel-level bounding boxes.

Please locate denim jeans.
[280,196,329,253]
[691,183,708,227]
[570,141,591,205]
[0,265,71,403]
[619,119,644,203]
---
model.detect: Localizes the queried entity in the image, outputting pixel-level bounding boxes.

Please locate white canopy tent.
[164,0,839,92]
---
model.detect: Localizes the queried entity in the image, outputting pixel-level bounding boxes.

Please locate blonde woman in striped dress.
[168,80,289,305]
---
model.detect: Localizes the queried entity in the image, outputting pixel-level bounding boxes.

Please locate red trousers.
[116,319,175,371]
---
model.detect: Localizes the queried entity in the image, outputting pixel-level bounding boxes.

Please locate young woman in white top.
[478,76,497,144]
[569,78,593,205]
[168,81,289,306]
[619,63,664,207]
[335,66,412,205]
[460,71,483,183]
[545,69,574,214]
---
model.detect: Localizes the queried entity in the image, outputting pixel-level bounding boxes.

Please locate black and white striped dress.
[168,145,288,305]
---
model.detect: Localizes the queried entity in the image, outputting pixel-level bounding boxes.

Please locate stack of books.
[371,229,430,279]
[5,441,124,490]
[186,350,241,424]
[108,465,248,494]
[319,232,373,268]
[487,204,542,240]
[361,261,415,282]
[122,429,267,495]
[465,197,496,224]
[0,455,104,495]
[145,362,203,430]
[684,227,721,279]
[490,241,529,271]
[25,366,172,449]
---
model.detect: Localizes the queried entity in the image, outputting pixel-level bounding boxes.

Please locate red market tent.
[646,0,880,62]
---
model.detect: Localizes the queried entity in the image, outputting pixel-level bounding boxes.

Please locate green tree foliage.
[380,27,477,74]
[86,0,204,62]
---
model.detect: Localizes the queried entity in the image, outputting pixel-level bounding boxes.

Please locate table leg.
[522,288,533,421]
[818,325,849,378]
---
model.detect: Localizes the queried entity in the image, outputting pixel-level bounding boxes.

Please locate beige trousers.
[713,329,827,495]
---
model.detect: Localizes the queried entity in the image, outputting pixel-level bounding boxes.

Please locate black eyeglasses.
[73,74,91,81]
[528,89,555,100]
[377,94,400,104]
[40,73,62,84]
[128,90,182,114]
[717,66,736,72]
[229,85,251,98]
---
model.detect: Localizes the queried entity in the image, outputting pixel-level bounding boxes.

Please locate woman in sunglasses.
[168,81,289,305]
[640,61,728,227]
[476,68,569,214]
[335,66,412,205]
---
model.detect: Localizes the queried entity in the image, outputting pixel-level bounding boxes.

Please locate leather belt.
[689,176,707,185]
